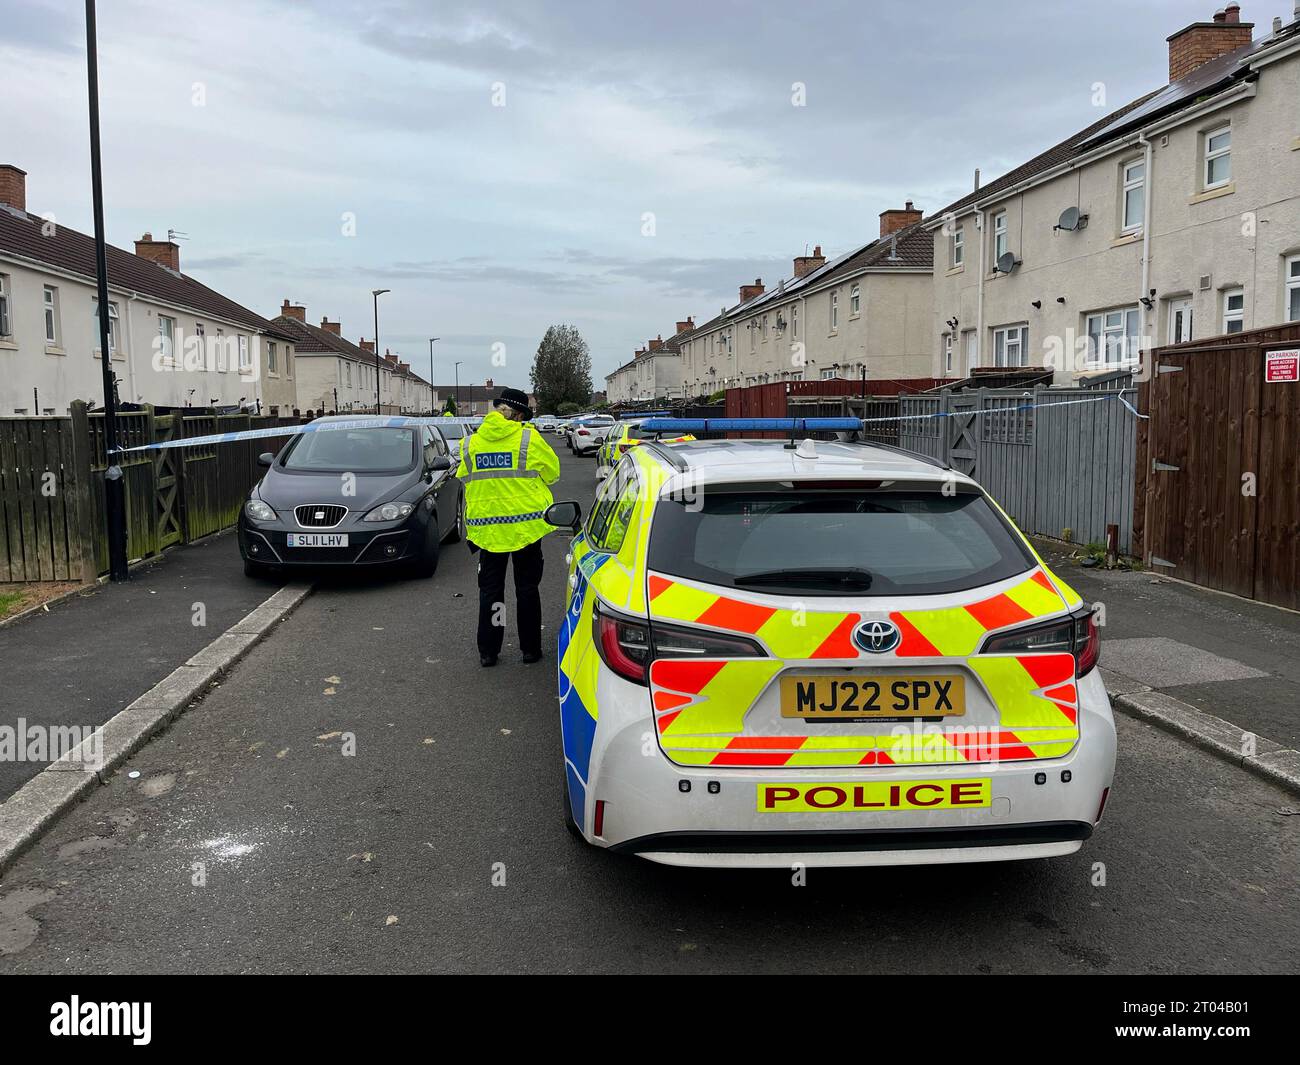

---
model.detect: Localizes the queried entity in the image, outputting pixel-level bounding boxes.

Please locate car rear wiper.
[734,567,873,589]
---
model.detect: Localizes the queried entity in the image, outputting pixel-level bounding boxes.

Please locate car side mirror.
[545,501,582,529]
[429,454,452,472]
[257,452,275,468]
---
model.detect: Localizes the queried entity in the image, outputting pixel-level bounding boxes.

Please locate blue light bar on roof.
[640,417,863,432]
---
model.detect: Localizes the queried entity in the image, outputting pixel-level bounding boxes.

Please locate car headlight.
[245,499,276,522]
[362,501,415,522]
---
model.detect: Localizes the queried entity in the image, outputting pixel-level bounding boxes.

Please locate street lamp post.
[454,361,462,415]
[371,288,390,413]
[428,337,439,415]
[85,0,127,581]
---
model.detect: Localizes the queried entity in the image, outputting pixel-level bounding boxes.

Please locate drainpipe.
[124,292,140,403]
[1138,131,1154,350]
[975,208,987,370]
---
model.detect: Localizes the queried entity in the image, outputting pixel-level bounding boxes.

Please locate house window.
[1286,255,1300,322]
[344,361,352,387]
[850,284,861,316]
[91,298,120,353]
[993,211,1008,263]
[214,327,225,371]
[1222,287,1245,333]
[951,227,964,269]
[193,322,204,365]
[992,324,1029,367]
[1122,159,1145,232]
[1085,307,1141,365]
[792,304,799,339]
[821,368,837,380]
[238,335,251,371]
[268,341,278,373]
[157,314,175,360]
[944,333,954,374]
[1204,126,1231,189]
[830,291,839,331]
[43,285,60,345]
[0,274,11,338]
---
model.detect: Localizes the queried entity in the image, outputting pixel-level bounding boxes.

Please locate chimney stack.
[359,338,375,353]
[793,245,826,279]
[280,299,306,321]
[879,200,923,238]
[320,317,340,334]
[739,278,765,304]
[0,164,27,212]
[385,352,399,364]
[1167,4,1253,83]
[134,232,180,272]
[676,318,694,335]
[648,335,664,352]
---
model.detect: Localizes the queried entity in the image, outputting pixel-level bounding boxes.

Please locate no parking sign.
[1265,348,1299,383]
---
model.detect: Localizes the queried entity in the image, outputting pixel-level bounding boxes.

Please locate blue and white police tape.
[115,416,483,454]
[640,391,1145,435]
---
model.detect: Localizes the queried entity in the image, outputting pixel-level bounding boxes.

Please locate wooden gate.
[946,394,979,476]
[1138,324,1300,610]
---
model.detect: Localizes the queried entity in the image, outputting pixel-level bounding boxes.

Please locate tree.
[442,396,457,415]
[530,324,592,413]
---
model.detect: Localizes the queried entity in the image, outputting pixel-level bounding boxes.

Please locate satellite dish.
[997,251,1020,275]
[1057,207,1080,231]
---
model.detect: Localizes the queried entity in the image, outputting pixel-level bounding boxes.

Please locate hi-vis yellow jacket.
[456,410,561,552]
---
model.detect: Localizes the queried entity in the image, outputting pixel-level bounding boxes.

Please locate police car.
[552,418,1115,869]
[595,416,695,482]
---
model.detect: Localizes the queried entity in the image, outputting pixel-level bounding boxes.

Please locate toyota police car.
[551,417,1114,869]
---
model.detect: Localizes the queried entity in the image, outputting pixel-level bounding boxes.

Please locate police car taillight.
[979,606,1100,678]
[650,620,766,660]
[594,602,651,684]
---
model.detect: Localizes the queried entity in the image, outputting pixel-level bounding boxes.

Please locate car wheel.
[409,521,440,578]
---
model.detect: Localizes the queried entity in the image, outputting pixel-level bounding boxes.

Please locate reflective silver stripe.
[461,468,540,483]
[462,426,536,483]
[465,510,545,527]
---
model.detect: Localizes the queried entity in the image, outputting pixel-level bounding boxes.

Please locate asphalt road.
[1,444,1297,973]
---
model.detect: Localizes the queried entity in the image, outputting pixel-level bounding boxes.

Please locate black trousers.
[476,539,546,658]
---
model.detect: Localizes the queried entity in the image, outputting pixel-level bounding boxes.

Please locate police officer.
[456,388,560,667]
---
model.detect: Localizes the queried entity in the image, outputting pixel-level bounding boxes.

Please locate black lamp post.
[454,361,462,414]
[371,288,389,413]
[85,0,127,581]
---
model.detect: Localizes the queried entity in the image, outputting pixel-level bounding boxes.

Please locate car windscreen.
[437,423,466,439]
[280,427,418,472]
[647,485,1035,596]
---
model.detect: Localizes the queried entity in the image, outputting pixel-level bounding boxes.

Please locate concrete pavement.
[0,532,286,801]
[0,449,1296,973]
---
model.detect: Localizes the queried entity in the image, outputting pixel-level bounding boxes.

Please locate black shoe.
[480,654,498,667]
[521,651,542,664]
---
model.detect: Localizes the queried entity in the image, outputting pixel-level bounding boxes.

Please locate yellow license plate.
[780,674,965,719]
[758,778,991,813]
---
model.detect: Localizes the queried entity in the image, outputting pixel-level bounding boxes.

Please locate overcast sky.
[0,0,1258,386]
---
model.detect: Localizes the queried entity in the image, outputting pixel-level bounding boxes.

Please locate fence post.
[67,400,98,583]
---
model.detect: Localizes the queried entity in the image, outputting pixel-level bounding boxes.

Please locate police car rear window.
[648,487,1035,596]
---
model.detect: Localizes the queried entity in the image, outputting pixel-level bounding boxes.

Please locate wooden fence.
[1137,323,1300,610]
[1,404,303,582]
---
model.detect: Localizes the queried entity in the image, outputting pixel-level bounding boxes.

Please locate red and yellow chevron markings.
[890,570,1064,658]
[647,573,861,659]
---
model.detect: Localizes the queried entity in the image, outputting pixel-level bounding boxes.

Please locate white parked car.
[566,415,614,455]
